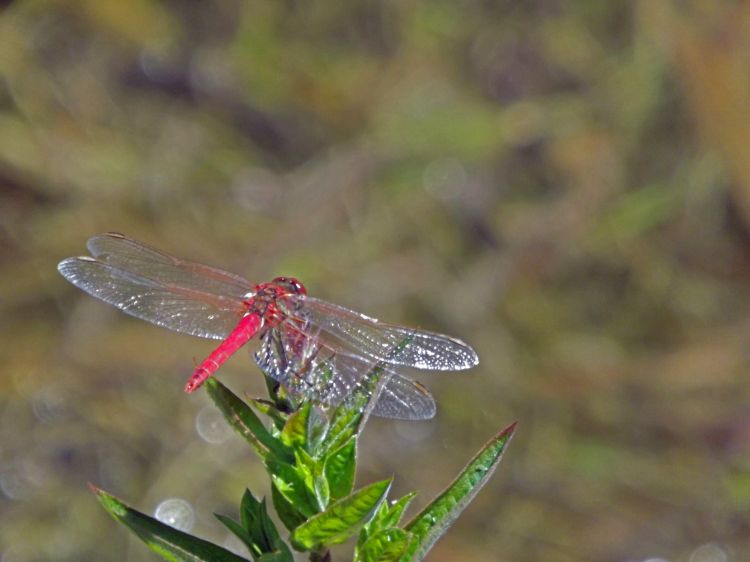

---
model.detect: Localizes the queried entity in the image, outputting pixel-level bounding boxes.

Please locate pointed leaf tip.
[500,420,518,438]
[93,487,128,518]
[93,488,249,561]
[400,421,516,561]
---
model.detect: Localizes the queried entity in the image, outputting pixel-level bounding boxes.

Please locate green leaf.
[291,478,392,551]
[215,514,256,556]
[314,473,331,514]
[93,486,249,562]
[326,336,413,452]
[247,397,288,431]
[264,374,298,413]
[216,491,293,562]
[361,491,416,547]
[271,482,306,531]
[324,436,357,500]
[400,422,517,562]
[280,401,311,449]
[239,490,263,535]
[356,528,412,562]
[378,492,416,530]
[338,365,387,421]
[293,447,316,481]
[322,363,389,455]
[267,458,319,518]
[307,405,330,456]
[322,338,416,456]
[294,448,329,511]
[205,378,290,461]
[323,401,362,455]
[257,499,291,559]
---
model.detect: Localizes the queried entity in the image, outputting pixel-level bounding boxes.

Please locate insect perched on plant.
[58,233,479,420]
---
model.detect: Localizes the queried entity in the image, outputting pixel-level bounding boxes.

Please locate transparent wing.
[58,256,246,340]
[86,233,251,300]
[254,321,436,420]
[369,374,436,420]
[277,295,479,371]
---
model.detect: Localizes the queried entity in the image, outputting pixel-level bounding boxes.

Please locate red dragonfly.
[57,233,478,420]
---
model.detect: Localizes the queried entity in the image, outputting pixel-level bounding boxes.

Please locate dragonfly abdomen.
[184,313,262,392]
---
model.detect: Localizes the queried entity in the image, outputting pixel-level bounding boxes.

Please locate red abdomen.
[184,313,262,392]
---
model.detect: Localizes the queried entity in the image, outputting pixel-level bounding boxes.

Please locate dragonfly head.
[270,276,307,296]
[249,277,307,327]
[250,277,307,300]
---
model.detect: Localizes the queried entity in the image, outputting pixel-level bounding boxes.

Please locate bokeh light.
[195,405,234,445]
[690,543,729,562]
[154,498,196,533]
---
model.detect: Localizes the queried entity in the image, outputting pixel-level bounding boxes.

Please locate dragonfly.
[57,233,478,420]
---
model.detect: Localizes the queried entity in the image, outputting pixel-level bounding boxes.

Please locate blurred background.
[1,1,750,560]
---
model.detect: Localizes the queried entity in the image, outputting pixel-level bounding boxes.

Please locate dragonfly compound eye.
[271,276,307,295]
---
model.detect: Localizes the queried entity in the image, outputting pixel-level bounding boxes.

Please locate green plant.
[93,369,516,562]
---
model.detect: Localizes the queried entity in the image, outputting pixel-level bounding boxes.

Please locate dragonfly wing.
[278,295,479,371]
[369,374,436,420]
[58,256,244,339]
[86,233,251,300]
[255,323,436,420]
